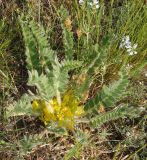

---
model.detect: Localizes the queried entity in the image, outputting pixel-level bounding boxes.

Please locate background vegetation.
[0,0,146,159]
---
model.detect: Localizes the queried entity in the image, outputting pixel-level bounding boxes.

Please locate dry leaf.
[64,17,72,31]
[77,73,87,85]
[76,29,82,39]
[98,103,105,113]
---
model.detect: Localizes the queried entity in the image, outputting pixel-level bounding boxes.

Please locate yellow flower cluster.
[32,90,84,129]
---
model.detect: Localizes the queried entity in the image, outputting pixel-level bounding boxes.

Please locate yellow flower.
[32,100,40,111]
[75,106,84,116]
[31,90,84,129]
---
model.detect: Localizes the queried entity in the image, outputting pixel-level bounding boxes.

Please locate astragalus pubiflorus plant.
[4,5,145,159]
[6,6,140,132]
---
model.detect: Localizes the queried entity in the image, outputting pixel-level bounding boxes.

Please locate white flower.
[93,0,99,9]
[79,0,84,4]
[120,36,131,49]
[95,3,99,9]
[133,51,137,55]
[127,51,134,56]
[120,35,138,56]
[127,48,131,52]
[125,43,132,49]
[89,0,99,9]
[125,36,130,43]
